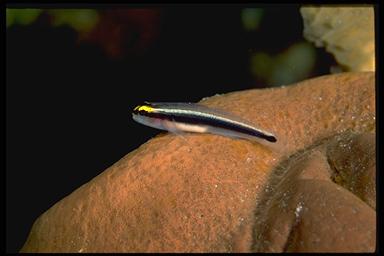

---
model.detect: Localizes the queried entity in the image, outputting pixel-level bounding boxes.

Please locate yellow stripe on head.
[136,104,154,113]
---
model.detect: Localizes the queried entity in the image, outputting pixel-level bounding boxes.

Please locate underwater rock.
[21,72,375,252]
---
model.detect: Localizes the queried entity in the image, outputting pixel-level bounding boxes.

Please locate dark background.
[6,6,335,252]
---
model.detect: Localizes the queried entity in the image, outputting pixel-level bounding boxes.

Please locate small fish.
[132,102,277,143]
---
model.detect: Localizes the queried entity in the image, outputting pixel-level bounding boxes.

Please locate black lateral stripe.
[142,111,277,142]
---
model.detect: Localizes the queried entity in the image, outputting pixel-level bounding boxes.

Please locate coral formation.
[21,72,375,252]
[301,6,375,72]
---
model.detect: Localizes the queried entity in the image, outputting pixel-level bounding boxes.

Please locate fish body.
[132,102,277,143]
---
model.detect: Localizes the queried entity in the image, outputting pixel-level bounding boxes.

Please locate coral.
[301,6,375,72]
[21,72,375,252]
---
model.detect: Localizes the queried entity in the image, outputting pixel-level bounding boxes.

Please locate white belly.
[172,122,208,133]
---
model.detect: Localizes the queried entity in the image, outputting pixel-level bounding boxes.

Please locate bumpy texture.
[301,7,375,72]
[21,72,375,252]
[252,132,375,252]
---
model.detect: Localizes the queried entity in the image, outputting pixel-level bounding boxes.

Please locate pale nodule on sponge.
[300,6,375,72]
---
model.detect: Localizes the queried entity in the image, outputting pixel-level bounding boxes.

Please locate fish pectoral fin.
[167,126,190,143]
